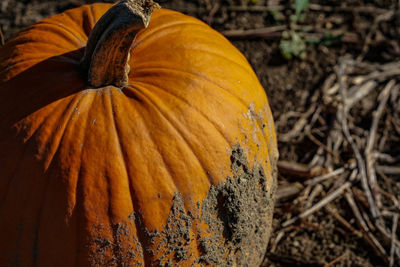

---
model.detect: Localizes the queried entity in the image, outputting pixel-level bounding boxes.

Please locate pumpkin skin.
[0,2,278,267]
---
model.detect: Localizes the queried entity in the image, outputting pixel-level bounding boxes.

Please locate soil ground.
[1,0,399,266]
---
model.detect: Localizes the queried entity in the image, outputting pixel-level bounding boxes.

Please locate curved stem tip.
[80,0,159,88]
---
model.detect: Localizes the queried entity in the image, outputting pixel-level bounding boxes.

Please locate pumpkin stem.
[80,0,159,88]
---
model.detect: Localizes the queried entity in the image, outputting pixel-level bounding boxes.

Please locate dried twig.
[375,221,400,260]
[279,102,318,142]
[344,191,388,263]
[276,182,304,202]
[357,10,395,61]
[325,204,362,238]
[337,60,379,218]
[377,165,400,175]
[277,160,325,179]
[305,167,346,186]
[365,80,396,208]
[323,251,347,267]
[345,80,377,109]
[305,184,323,209]
[390,214,399,267]
[221,25,285,39]
[306,132,340,160]
[282,181,351,227]
[206,2,220,25]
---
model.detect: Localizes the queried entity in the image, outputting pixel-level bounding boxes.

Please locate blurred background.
[1,0,400,266]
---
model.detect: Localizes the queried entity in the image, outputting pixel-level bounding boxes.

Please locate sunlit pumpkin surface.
[0,3,278,266]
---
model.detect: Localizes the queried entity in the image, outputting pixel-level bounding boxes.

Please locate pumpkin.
[0,0,278,266]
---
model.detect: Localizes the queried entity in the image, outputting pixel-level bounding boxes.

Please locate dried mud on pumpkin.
[87,144,276,266]
[85,145,276,267]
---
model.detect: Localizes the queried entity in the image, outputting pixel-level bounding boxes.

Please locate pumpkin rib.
[0,59,46,80]
[61,11,91,41]
[0,94,82,216]
[42,92,96,171]
[34,92,90,265]
[108,89,178,210]
[73,92,97,266]
[132,101,205,211]
[17,96,70,144]
[130,84,218,188]
[112,87,182,195]
[32,92,86,167]
[89,4,100,33]
[118,86,195,199]
[180,47,254,76]
[0,52,80,79]
[133,26,251,75]
[106,90,155,266]
[144,10,205,28]
[133,66,250,111]
[127,99,181,192]
[132,44,254,77]
[133,21,204,45]
[130,81,231,147]
[34,22,86,48]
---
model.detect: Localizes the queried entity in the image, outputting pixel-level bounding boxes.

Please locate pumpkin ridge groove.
[0,105,64,239]
[107,90,150,266]
[73,91,98,266]
[130,85,212,185]
[107,91,135,266]
[180,47,253,75]
[100,91,120,266]
[35,22,86,48]
[118,87,209,265]
[65,91,96,217]
[42,92,95,171]
[132,66,249,110]
[62,11,90,41]
[134,67,268,143]
[0,94,82,218]
[18,96,68,144]
[31,91,88,266]
[133,46,252,77]
[0,58,52,79]
[125,93,180,191]
[134,21,204,45]
[131,81,231,146]
[88,4,98,33]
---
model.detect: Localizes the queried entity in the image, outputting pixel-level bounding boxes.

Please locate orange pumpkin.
[0,0,278,266]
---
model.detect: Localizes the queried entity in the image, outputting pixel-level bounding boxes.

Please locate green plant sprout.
[280,31,307,60]
[278,0,343,60]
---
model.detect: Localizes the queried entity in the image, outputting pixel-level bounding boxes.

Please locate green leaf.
[295,0,309,14]
[279,32,307,60]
